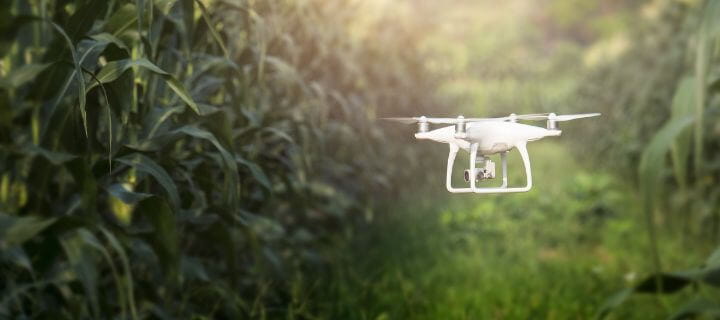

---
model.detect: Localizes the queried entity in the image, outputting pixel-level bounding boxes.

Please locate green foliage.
[0,213,57,246]
[572,0,693,175]
[0,0,440,318]
[315,144,679,319]
[595,0,720,317]
[2,0,719,318]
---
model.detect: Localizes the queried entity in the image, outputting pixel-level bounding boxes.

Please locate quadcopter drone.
[384,113,600,194]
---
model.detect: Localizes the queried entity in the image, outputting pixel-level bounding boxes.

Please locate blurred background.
[1,0,720,318]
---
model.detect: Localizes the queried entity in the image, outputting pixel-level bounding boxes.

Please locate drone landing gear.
[446,142,532,194]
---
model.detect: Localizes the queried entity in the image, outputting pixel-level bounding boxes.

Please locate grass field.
[314,142,715,319]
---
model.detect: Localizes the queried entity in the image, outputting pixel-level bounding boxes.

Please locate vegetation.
[0,0,438,318]
[2,0,720,319]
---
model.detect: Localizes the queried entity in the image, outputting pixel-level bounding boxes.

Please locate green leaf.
[597,267,720,319]
[266,56,301,86]
[634,272,696,294]
[0,213,57,246]
[107,183,153,205]
[135,197,179,281]
[22,144,77,165]
[176,126,240,203]
[196,102,220,116]
[116,153,181,209]
[39,29,114,142]
[65,158,99,216]
[100,227,139,319]
[165,77,200,114]
[91,59,139,84]
[638,115,694,275]
[195,0,229,58]
[701,266,720,287]
[705,246,720,267]
[61,230,100,317]
[104,3,138,36]
[236,156,271,190]
[62,0,108,42]
[49,22,88,138]
[136,0,146,35]
[693,0,720,178]
[89,58,200,114]
[0,63,51,89]
[106,69,135,126]
[0,247,33,273]
[639,115,694,215]
[77,38,113,71]
[668,298,720,320]
[181,0,195,52]
[77,229,129,319]
[669,78,695,189]
[90,33,130,52]
[181,256,210,282]
[701,0,720,38]
[262,127,295,144]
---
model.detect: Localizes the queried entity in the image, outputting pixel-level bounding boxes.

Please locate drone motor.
[454,115,467,138]
[546,113,559,130]
[417,116,429,133]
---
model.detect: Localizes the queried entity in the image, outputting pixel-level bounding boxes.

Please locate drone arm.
[446,143,473,193]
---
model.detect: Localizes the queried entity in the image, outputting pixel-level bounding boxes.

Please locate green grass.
[314,142,714,319]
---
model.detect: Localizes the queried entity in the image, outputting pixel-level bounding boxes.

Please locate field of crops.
[2,0,720,319]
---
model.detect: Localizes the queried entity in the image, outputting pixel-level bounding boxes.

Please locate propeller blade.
[429,117,505,124]
[424,118,463,124]
[381,113,600,124]
[381,117,504,124]
[508,113,602,121]
[554,113,601,121]
[462,117,509,122]
[513,113,551,120]
[381,117,420,124]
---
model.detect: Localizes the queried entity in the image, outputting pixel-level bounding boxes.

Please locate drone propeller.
[552,113,601,121]
[382,117,425,124]
[381,113,601,125]
[382,116,506,124]
[511,113,601,121]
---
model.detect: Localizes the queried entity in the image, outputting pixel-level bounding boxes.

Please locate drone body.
[384,113,600,194]
[415,121,560,154]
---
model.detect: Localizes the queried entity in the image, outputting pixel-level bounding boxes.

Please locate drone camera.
[463,159,496,182]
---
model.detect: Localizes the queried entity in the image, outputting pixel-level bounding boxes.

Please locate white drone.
[384,113,600,194]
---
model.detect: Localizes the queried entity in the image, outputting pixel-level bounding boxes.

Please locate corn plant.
[598,0,720,318]
[0,0,441,318]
